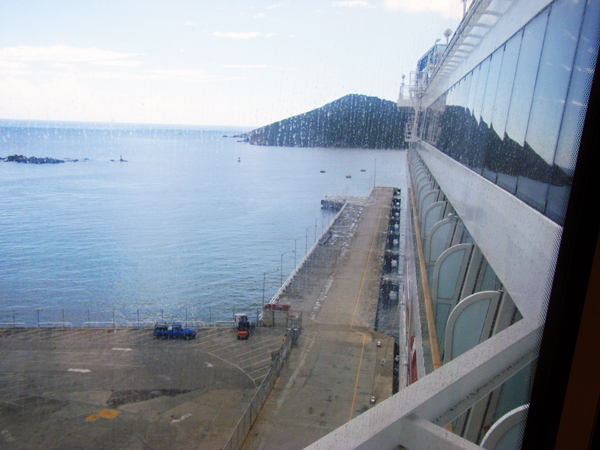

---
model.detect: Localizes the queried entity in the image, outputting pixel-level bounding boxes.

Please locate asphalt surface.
[0,326,285,449]
[244,187,396,450]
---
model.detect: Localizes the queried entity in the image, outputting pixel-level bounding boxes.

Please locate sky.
[0,0,463,127]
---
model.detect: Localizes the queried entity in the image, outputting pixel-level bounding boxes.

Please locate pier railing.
[0,307,266,329]
[223,313,301,450]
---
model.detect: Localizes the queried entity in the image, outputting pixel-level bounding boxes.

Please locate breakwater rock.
[3,154,65,164]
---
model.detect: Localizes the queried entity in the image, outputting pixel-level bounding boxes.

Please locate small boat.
[346,175,352,178]
[320,170,326,173]
[361,169,366,172]
[238,157,241,162]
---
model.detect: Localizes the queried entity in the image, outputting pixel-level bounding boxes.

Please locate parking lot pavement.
[0,326,284,449]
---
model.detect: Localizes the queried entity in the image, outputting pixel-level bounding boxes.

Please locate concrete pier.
[244,187,396,450]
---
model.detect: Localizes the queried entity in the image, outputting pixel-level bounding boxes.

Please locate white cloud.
[223,64,268,68]
[0,60,29,75]
[266,2,286,9]
[213,31,261,39]
[253,13,266,19]
[78,68,211,83]
[91,60,144,68]
[184,20,197,26]
[0,45,138,63]
[265,33,278,38]
[333,1,375,8]
[384,0,462,19]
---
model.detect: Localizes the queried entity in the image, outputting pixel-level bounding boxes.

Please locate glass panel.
[505,10,549,147]
[424,203,443,237]
[494,364,532,421]
[437,247,466,300]
[524,0,587,166]
[452,297,491,359]
[480,46,505,183]
[491,31,522,140]
[429,221,452,263]
[420,191,437,213]
[467,63,481,116]
[473,58,491,124]
[547,0,600,225]
[480,262,499,291]
[480,47,504,130]
[436,302,451,350]
[518,0,587,211]
[487,31,523,193]
[494,425,523,450]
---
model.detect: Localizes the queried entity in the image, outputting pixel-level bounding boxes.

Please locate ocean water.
[0,120,406,324]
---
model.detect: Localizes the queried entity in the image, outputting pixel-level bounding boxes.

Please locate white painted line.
[68,368,91,373]
[111,348,132,352]
[171,413,192,424]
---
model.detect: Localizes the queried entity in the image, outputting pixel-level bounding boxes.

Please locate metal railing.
[0,307,265,329]
[223,320,300,450]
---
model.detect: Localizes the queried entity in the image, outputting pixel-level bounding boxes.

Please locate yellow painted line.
[349,193,387,420]
[349,333,367,421]
[240,376,282,449]
[85,409,120,422]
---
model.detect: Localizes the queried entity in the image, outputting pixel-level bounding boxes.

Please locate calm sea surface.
[0,121,406,324]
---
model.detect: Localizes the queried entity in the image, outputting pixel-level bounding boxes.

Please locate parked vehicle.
[154,322,196,340]
[236,314,250,340]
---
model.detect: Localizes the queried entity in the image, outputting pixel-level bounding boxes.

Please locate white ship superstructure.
[308,0,600,448]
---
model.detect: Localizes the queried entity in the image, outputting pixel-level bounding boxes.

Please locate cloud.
[265,33,278,38]
[213,31,261,39]
[184,20,197,26]
[91,60,144,67]
[0,45,138,63]
[80,68,211,82]
[266,2,286,9]
[223,64,268,69]
[253,13,265,19]
[333,1,375,8]
[384,0,462,19]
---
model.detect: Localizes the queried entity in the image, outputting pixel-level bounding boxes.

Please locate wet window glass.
[518,0,587,210]
[480,46,505,182]
[504,10,549,148]
[547,0,600,224]
[490,31,523,194]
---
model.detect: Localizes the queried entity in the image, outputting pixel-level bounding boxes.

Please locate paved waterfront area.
[244,187,396,450]
[0,326,285,449]
[0,187,397,450]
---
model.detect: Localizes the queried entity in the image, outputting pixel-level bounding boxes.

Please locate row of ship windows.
[419,0,600,225]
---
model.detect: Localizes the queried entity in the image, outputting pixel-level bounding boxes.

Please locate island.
[246,94,410,149]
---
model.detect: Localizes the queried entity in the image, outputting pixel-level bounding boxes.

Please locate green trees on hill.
[248,94,408,149]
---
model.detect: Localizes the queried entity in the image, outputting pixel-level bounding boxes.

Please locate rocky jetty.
[3,154,65,164]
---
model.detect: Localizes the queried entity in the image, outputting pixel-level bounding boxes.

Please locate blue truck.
[154,322,197,340]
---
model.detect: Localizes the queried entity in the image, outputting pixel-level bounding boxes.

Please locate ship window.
[491,31,522,141]
[504,9,548,148]
[518,0,587,212]
[547,0,600,225]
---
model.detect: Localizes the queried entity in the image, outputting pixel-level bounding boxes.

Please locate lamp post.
[305,226,309,256]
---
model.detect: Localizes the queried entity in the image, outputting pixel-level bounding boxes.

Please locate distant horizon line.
[0,118,256,132]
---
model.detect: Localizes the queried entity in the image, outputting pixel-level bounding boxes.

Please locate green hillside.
[248,94,408,149]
